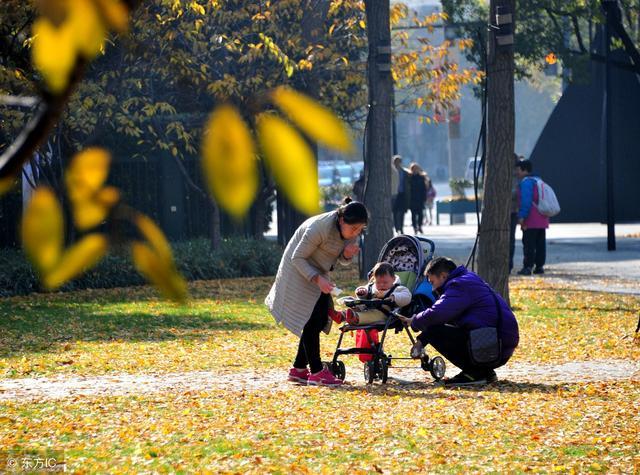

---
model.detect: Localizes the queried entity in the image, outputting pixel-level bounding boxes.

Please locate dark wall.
[529,46,640,223]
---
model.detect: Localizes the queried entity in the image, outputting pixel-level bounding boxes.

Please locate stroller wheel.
[429,356,446,381]
[379,356,389,384]
[331,360,346,380]
[363,361,375,384]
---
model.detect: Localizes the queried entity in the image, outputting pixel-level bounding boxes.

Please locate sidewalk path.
[1,360,639,401]
[413,222,640,294]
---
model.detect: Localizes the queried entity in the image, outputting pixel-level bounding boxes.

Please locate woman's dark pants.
[293,293,330,374]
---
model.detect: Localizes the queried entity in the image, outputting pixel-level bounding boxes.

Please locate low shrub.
[0,238,283,297]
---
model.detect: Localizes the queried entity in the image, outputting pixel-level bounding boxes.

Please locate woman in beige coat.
[265,199,369,386]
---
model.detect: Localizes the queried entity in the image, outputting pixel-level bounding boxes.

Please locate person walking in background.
[424,173,436,226]
[392,155,410,234]
[515,159,549,275]
[509,154,524,273]
[409,162,427,234]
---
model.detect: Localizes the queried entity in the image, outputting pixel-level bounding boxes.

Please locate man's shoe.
[410,341,425,359]
[517,267,532,276]
[288,367,310,384]
[443,371,489,387]
[307,368,344,386]
[533,267,545,275]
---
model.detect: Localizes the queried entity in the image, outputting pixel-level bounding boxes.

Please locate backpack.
[533,178,561,217]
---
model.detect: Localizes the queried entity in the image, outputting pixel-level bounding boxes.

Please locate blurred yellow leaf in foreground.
[257,114,320,216]
[201,105,257,218]
[0,175,16,196]
[132,242,188,304]
[270,87,353,152]
[44,234,108,289]
[94,0,130,32]
[21,187,64,274]
[133,214,188,303]
[31,18,76,94]
[66,148,119,230]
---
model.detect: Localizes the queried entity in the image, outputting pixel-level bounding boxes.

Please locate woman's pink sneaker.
[288,367,310,383]
[307,367,344,386]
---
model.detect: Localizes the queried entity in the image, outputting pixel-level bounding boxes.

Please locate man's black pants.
[417,324,500,377]
[522,228,546,270]
[293,293,330,374]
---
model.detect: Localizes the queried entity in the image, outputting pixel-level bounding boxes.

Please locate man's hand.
[313,274,334,294]
[342,243,360,259]
[398,314,414,327]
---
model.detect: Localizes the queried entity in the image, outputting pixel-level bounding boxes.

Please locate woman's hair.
[337,197,369,225]
[425,257,457,275]
[370,261,395,279]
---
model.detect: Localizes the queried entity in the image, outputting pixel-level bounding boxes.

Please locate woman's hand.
[342,243,360,260]
[313,274,335,294]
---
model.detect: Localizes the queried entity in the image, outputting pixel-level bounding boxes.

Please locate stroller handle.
[342,298,394,308]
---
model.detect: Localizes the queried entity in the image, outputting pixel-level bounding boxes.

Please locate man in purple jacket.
[399,257,520,386]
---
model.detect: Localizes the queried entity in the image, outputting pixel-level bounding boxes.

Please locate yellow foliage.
[94,0,130,32]
[131,242,188,304]
[68,0,107,58]
[31,0,129,93]
[21,187,64,275]
[31,17,76,93]
[43,234,108,289]
[270,87,353,152]
[256,114,320,216]
[0,174,17,196]
[66,148,111,199]
[134,213,174,266]
[201,105,257,218]
[66,148,118,230]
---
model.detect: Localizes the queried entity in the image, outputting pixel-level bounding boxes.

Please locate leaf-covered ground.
[1,269,639,473]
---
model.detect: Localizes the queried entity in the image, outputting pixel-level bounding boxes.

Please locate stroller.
[329,235,446,384]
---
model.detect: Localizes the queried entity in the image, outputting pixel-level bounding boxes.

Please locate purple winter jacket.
[411,266,520,357]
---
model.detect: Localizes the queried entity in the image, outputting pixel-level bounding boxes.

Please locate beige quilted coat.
[265,210,356,337]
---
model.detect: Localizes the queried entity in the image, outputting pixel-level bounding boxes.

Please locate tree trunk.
[362,0,394,277]
[478,0,515,301]
[209,197,221,250]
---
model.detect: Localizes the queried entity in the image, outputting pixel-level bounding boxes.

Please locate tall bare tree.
[478,0,515,300]
[362,0,394,275]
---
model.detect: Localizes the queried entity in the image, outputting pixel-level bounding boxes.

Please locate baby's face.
[374,273,395,292]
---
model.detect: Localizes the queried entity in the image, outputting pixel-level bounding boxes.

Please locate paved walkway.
[404,222,640,294]
[2,359,639,401]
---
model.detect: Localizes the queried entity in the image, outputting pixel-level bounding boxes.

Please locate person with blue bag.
[399,257,520,386]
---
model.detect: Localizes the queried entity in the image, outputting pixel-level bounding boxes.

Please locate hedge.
[0,238,283,298]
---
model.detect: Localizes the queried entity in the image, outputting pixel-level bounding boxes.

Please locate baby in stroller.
[328,235,447,384]
[328,262,412,326]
